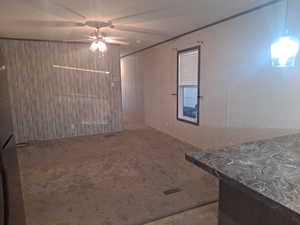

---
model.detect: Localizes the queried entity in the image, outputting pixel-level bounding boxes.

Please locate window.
[177,46,200,125]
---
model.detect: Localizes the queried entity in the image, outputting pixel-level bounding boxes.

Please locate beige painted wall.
[121,1,300,149]
[121,55,144,127]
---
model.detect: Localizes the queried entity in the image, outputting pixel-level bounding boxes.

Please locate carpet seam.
[134,199,219,225]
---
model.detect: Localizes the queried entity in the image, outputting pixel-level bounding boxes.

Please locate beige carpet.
[17,128,218,225]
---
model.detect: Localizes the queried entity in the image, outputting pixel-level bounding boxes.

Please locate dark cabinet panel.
[1,137,26,225]
[0,170,5,225]
[0,51,13,148]
[219,181,300,225]
[0,47,26,225]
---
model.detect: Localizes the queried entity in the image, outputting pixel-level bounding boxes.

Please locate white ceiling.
[0,0,276,56]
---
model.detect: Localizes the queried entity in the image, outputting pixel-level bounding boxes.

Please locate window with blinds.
[177,47,200,125]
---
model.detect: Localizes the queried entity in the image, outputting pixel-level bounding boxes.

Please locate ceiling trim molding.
[0,37,121,48]
[0,36,90,45]
[121,0,282,58]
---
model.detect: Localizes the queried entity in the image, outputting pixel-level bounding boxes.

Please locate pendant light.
[271,0,299,67]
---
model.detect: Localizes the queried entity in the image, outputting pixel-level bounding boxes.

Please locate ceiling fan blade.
[14,20,85,27]
[103,36,126,40]
[111,25,168,37]
[105,40,130,45]
[86,35,97,40]
[62,39,91,42]
[110,8,167,24]
[51,1,86,20]
[26,0,86,21]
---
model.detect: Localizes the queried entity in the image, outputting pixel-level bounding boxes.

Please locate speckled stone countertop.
[186,133,300,222]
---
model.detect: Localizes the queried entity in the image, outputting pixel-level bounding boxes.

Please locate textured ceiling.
[0,0,276,56]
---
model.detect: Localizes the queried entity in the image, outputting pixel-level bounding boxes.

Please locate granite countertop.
[186,133,300,221]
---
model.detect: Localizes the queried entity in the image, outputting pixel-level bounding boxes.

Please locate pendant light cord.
[284,0,289,34]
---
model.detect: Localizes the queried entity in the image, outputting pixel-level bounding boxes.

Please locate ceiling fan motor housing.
[85,21,112,29]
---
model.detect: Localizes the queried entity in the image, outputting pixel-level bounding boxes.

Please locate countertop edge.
[185,152,300,224]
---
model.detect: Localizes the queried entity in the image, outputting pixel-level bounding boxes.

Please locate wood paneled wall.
[1,39,123,143]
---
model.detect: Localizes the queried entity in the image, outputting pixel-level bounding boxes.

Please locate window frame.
[176,46,201,126]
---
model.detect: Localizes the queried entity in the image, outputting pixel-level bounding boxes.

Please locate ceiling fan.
[17,2,169,37]
[88,28,129,52]
[15,1,170,53]
[65,21,131,53]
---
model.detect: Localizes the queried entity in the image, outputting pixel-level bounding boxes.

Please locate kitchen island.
[186,133,300,225]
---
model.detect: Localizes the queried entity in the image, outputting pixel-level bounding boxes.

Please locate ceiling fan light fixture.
[89,40,107,53]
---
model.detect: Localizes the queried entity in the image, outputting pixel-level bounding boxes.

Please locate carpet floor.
[17,128,218,225]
